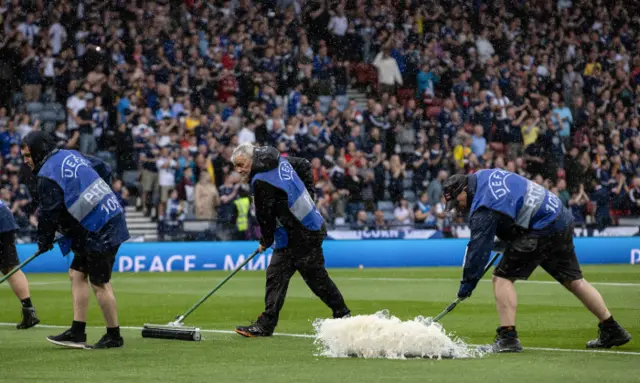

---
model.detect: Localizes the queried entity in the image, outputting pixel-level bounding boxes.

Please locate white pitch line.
[0,322,637,356]
[343,277,640,287]
[2,276,638,288]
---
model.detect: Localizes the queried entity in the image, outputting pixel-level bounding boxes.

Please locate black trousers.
[259,244,349,330]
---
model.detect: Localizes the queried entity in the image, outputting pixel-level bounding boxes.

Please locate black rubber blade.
[141,324,202,341]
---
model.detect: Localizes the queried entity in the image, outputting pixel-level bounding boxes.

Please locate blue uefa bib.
[252,157,324,249]
[38,150,124,234]
[470,169,562,230]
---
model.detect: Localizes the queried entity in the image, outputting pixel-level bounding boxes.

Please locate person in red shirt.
[218,68,238,103]
[221,45,236,70]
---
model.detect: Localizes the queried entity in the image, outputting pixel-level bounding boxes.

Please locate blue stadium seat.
[377,200,395,212]
[26,102,44,114]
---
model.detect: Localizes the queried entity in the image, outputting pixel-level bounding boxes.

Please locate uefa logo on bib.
[61,153,90,179]
[278,161,293,181]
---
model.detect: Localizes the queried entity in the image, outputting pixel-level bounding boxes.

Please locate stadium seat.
[40,110,58,122]
[383,211,395,221]
[44,102,64,113]
[26,102,44,114]
[42,121,56,133]
[377,200,395,212]
[12,92,24,106]
[56,110,66,122]
[403,190,416,202]
[405,170,414,180]
[122,170,139,189]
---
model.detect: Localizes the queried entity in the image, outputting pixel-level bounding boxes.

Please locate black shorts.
[494,225,583,283]
[0,231,19,271]
[70,245,120,285]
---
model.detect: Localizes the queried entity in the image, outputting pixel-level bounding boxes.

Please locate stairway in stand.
[124,206,158,242]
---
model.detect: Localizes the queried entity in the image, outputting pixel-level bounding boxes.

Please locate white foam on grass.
[312,310,486,360]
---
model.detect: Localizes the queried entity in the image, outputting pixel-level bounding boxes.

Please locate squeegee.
[141,249,261,341]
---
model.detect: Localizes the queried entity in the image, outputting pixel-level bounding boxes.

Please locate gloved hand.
[458,280,480,299]
[38,241,53,254]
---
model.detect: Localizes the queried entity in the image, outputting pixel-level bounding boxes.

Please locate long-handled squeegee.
[141,249,261,341]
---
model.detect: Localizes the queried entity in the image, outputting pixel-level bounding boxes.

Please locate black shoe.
[16,307,40,329]
[235,321,273,337]
[46,329,87,349]
[85,334,124,349]
[490,326,523,353]
[333,309,351,319]
[586,322,632,349]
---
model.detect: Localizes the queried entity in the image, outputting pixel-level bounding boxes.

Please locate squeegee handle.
[432,298,462,322]
[432,251,502,323]
[179,249,261,321]
[0,239,61,285]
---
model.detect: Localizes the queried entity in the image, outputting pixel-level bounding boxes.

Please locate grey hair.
[231,142,255,165]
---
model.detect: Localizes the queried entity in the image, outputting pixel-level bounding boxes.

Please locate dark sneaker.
[333,309,351,319]
[586,322,632,349]
[490,326,524,353]
[84,334,124,349]
[235,322,273,337]
[16,307,40,329]
[46,329,87,349]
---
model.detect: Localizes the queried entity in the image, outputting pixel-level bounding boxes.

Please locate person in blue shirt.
[231,143,350,337]
[443,170,631,352]
[21,131,130,350]
[0,120,21,157]
[0,199,40,330]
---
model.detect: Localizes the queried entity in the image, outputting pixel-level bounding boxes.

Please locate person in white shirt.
[238,123,256,144]
[156,147,178,218]
[475,29,495,64]
[373,48,403,95]
[492,87,511,121]
[328,7,348,37]
[48,20,67,55]
[66,89,87,132]
[393,198,413,230]
[17,114,35,139]
[17,13,40,46]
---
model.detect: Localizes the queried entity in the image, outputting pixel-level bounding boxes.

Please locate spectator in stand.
[112,179,129,212]
[373,210,388,229]
[352,210,369,230]
[373,47,403,96]
[176,167,196,218]
[630,177,640,216]
[414,192,436,228]
[194,172,220,221]
[393,198,413,228]
[471,125,486,157]
[427,170,447,208]
[157,147,178,219]
[139,135,160,218]
[0,0,637,240]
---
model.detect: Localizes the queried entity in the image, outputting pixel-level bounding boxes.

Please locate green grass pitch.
[1,265,639,382]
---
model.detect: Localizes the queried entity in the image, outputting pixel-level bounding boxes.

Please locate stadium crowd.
[0,0,639,241]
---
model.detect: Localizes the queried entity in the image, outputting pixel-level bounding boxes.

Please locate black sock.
[71,320,86,335]
[499,326,517,334]
[107,326,120,338]
[602,316,615,326]
[20,298,33,308]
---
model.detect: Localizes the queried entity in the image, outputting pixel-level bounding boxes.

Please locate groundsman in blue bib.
[443,169,631,352]
[21,131,129,350]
